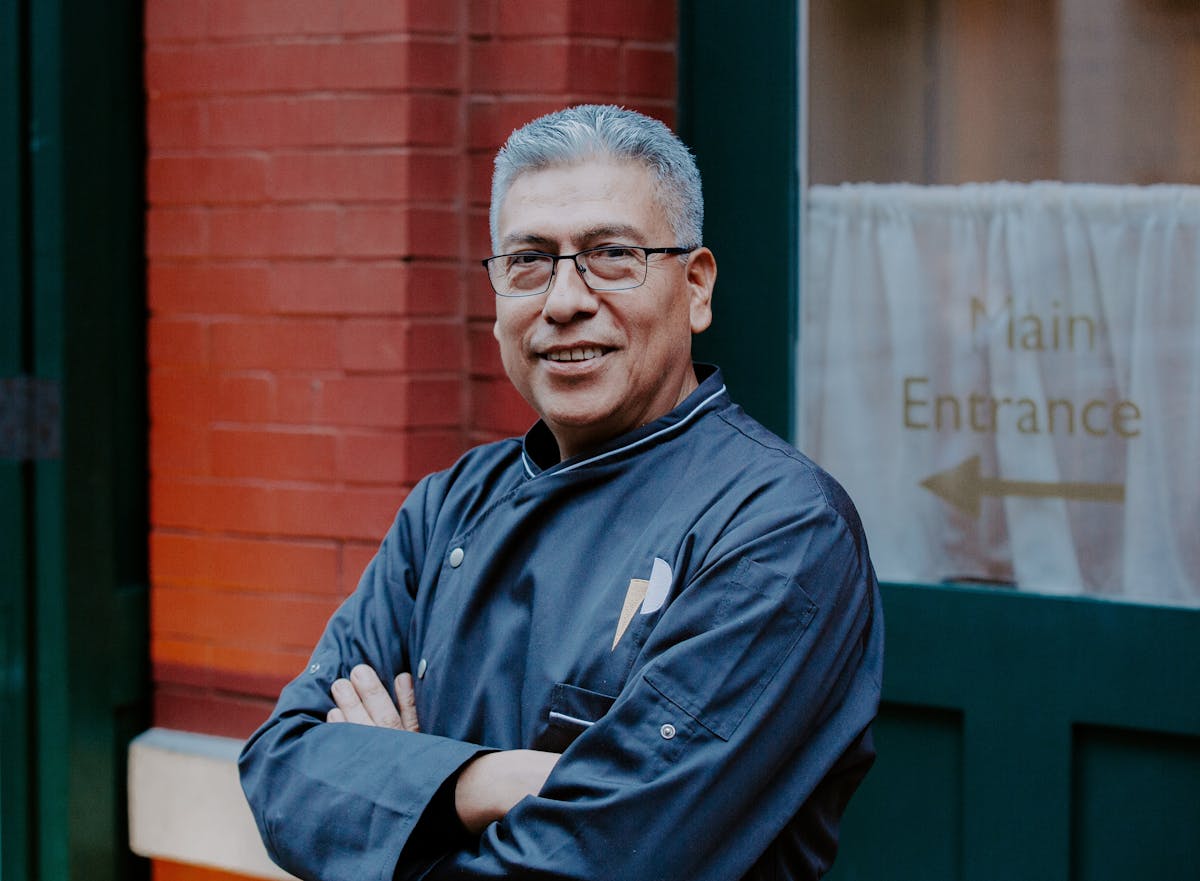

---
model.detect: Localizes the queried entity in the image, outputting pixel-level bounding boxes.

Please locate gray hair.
[489,104,704,252]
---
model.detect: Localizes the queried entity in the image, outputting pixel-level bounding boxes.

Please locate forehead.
[496,158,671,248]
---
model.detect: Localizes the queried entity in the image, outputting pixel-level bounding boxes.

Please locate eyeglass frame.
[481,245,699,297]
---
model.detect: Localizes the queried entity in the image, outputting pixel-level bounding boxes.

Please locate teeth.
[546,347,605,362]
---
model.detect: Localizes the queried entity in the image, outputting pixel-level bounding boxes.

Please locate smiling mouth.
[541,346,612,363]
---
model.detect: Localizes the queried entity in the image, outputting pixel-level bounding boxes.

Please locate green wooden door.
[3,1,148,879]
[679,3,1200,879]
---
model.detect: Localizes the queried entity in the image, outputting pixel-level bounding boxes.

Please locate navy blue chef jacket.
[240,365,884,881]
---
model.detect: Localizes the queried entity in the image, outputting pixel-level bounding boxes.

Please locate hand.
[327,664,420,731]
[454,749,560,835]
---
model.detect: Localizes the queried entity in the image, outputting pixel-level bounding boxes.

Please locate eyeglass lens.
[491,248,647,295]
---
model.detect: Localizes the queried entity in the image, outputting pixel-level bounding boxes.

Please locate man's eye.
[594,247,637,260]
[509,254,548,267]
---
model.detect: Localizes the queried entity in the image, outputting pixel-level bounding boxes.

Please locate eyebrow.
[500,224,647,252]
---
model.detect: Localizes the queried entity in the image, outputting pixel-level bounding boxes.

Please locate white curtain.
[801,182,1200,606]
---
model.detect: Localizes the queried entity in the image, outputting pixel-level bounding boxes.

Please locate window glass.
[801,0,1200,606]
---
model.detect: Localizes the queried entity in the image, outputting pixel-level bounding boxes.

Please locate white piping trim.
[549,711,596,728]
[522,385,728,478]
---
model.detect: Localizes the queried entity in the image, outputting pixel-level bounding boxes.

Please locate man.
[240,105,883,881]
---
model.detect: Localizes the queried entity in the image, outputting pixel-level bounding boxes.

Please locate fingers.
[394,672,420,732]
[327,706,347,723]
[329,665,405,729]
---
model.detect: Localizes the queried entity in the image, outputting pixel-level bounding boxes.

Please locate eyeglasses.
[482,245,697,297]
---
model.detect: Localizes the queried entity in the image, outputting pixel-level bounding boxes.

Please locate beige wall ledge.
[128,727,297,880]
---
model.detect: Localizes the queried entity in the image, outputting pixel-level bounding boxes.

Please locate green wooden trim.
[829,583,1200,881]
[677,0,800,440]
[27,0,149,878]
[1,0,32,878]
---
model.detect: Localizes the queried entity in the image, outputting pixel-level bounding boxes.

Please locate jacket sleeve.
[238,477,492,881]
[409,499,884,881]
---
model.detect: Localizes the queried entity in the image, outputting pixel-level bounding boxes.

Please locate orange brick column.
[144,3,675,878]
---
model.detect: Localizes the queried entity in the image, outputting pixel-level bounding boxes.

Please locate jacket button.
[449,547,465,568]
[660,723,676,740]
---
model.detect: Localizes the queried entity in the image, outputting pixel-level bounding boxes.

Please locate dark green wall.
[3,1,149,879]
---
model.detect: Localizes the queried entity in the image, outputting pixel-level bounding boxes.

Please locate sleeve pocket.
[540,682,618,753]
[643,557,817,741]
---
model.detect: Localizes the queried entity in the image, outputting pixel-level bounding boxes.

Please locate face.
[492,158,716,461]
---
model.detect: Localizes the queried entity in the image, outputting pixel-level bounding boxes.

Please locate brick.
[336,208,461,262]
[287,376,413,428]
[341,0,461,35]
[405,377,465,427]
[406,429,469,475]
[468,323,504,376]
[471,375,534,434]
[147,41,420,96]
[210,318,340,370]
[149,263,274,315]
[211,427,338,480]
[206,0,338,38]
[339,319,408,372]
[470,40,569,93]
[621,46,676,99]
[147,98,205,149]
[267,262,420,316]
[209,207,338,258]
[150,423,212,476]
[151,478,401,539]
[497,0,570,36]
[336,429,471,486]
[405,39,462,90]
[148,155,268,205]
[207,96,340,149]
[267,151,459,203]
[150,531,340,594]
[149,317,209,368]
[334,95,414,146]
[570,0,677,41]
[407,263,464,316]
[154,586,335,649]
[468,0,496,36]
[468,98,563,150]
[339,318,463,373]
[146,207,209,257]
[405,208,461,259]
[405,319,465,372]
[336,431,411,484]
[337,206,409,258]
[565,42,621,93]
[153,685,276,739]
[468,153,495,206]
[466,211,493,263]
[149,370,277,426]
[402,94,459,147]
[341,542,380,594]
[144,0,207,42]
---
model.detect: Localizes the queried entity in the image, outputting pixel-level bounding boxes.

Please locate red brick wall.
[145,3,675,872]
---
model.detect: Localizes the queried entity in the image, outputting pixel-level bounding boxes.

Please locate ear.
[685,247,716,334]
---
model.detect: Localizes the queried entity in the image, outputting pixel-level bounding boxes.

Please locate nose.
[541,257,600,324]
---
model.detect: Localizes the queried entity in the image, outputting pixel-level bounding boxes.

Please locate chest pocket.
[538,682,618,753]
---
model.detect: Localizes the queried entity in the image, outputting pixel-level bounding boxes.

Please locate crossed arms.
[328,666,558,835]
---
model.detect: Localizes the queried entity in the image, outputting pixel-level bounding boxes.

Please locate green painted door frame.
[678,3,1200,879]
[2,1,32,878]
[2,1,148,879]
